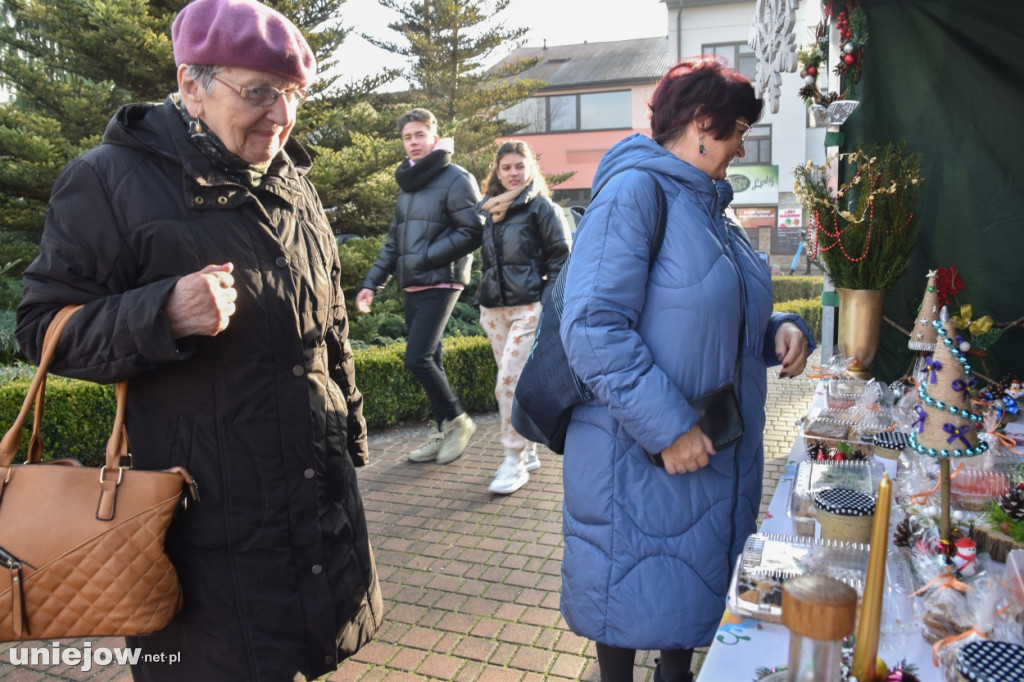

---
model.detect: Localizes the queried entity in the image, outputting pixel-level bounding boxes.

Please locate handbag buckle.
[98,465,124,486]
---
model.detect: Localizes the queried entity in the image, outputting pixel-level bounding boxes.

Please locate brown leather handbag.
[0,305,194,642]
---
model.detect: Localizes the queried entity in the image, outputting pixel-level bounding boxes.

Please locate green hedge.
[2,276,823,465]
[356,335,497,427]
[0,310,22,365]
[772,275,823,304]
[0,376,118,467]
[1,337,499,466]
[775,298,822,343]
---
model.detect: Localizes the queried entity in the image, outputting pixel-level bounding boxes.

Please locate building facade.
[497,0,827,261]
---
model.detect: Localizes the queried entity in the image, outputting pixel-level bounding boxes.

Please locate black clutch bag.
[647,383,744,467]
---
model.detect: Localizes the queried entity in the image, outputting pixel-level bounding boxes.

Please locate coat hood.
[102,97,313,180]
[592,133,735,208]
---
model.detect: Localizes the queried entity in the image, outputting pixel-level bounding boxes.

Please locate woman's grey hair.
[184,64,221,92]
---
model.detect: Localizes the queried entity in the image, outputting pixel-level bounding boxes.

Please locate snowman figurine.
[952,537,978,577]
[1006,379,1023,400]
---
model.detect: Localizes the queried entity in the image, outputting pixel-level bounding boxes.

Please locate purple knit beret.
[172,0,316,87]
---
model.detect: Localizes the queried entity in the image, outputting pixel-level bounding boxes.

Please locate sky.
[330,0,669,87]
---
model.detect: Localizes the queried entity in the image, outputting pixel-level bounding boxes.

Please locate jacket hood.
[592,133,734,207]
[102,97,312,179]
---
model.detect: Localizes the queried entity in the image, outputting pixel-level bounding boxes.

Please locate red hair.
[649,57,763,146]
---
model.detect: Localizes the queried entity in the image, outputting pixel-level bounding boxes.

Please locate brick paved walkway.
[0,354,817,681]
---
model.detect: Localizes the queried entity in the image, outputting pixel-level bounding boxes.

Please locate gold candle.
[851,472,891,682]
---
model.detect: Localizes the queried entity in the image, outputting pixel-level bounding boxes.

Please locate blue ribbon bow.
[943,423,972,448]
[912,405,927,433]
[951,379,971,404]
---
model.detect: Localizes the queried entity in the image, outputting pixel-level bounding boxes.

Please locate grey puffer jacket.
[362,151,484,292]
[16,98,383,681]
[477,180,571,308]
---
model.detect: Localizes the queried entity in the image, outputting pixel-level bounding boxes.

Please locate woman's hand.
[659,425,715,474]
[775,321,809,378]
[164,263,236,338]
[355,288,374,314]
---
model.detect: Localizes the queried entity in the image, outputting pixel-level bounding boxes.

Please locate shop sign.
[777,208,802,239]
[726,165,779,205]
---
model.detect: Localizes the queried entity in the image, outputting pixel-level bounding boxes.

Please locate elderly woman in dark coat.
[15,0,382,679]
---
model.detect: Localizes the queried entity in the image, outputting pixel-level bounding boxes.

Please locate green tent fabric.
[839,0,1024,384]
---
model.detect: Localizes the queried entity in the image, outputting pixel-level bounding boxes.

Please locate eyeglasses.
[211,74,308,108]
[736,120,753,147]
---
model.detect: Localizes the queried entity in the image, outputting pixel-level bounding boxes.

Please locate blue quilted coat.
[559,134,814,649]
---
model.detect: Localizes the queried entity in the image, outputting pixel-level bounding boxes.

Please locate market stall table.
[696,434,941,682]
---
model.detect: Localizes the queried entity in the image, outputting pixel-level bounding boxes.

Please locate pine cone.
[798,84,819,101]
[822,92,840,108]
[999,487,1024,522]
[893,517,917,547]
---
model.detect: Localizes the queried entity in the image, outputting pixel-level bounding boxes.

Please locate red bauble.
[844,54,856,64]
[807,66,818,77]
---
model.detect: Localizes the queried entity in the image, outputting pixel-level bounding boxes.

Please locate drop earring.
[699,133,706,156]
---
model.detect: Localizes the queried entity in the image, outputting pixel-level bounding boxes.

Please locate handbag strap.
[0,305,129,469]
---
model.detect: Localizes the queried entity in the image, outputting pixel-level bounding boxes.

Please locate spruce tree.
[0,0,401,270]
[363,0,544,180]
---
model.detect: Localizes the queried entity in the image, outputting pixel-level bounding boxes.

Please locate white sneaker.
[488,457,529,494]
[408,431,444,462]
[523,448,540,472]
[437,413,476,464]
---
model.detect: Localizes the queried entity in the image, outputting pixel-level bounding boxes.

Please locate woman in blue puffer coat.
[558,59,816,682]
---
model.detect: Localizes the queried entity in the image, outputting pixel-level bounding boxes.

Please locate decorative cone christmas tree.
[909,307,988,548]
[908,270,940,351]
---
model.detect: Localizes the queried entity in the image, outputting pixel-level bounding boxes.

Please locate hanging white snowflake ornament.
[749,0,801,113]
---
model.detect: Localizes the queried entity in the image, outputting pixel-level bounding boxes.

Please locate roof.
[494,37,671,90]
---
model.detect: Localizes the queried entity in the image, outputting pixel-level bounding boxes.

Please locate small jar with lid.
[760,575,858,682]
[814,488,875,544]
[955,640,1024,681]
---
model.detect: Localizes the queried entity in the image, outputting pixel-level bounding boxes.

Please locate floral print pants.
[480,302,540,456]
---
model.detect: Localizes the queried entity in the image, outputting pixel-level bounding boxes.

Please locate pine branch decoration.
[794,141,924,290]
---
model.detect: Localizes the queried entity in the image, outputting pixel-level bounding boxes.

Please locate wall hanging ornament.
[797,0,868,112]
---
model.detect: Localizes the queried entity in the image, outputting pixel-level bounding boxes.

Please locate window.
[501,90,631,134]
[549,95,577,131]
[702,42,757,81]
[580,91,629,130]
[735,124,771,166]
[502,98,545,134]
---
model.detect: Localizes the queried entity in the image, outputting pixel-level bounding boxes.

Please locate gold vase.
[836,288,887,379]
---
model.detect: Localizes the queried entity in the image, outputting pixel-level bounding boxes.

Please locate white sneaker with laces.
[488,456,529,494]
[523,448,541,472]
